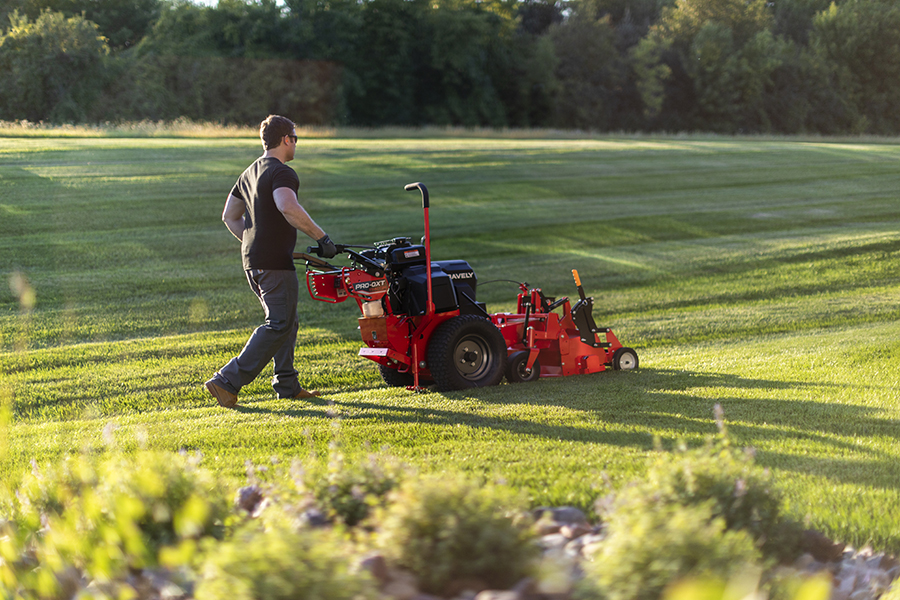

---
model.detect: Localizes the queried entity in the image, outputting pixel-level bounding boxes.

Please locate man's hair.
[259,115,295,150]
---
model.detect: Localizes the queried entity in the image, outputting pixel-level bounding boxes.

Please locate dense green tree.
[684,21,738,130]
[495,31,558,127]
[772,0,833,44]
[282,0,361,60]
[550,14,622,129]
[728,29,790,131]
[337,0,423,125]
[130,1,218,56]
[762,41,857,134]
[629,0,782,130]
[136,0,301,58]
[0,0,894,132]
[517,0,563,35]
[0,10,108,121]
[90,53,342,124]
[810,0,900,133]
[423,6,508,126]
[659,0,772,46]
[574,0,668,32]
[629,29,670,121]
[1,0,161,48]
[295,0,558,127]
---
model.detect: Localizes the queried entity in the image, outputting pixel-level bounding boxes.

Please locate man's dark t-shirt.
[231,157,300,271]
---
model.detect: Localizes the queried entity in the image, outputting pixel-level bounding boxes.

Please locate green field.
[1,133,899,552]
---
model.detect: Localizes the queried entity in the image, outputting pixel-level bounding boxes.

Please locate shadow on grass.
[230,393,332,417]
[345,367,900,489]
[186,366,900,490]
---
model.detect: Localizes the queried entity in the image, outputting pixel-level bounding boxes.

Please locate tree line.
[1,0,899,133]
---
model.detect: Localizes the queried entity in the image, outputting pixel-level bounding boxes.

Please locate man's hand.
[317,234,337,258]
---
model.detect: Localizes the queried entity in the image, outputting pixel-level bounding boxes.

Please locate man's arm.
[222,194,246,241]
[273,187,326,240]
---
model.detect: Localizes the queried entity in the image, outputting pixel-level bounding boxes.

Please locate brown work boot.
[290,388,320,399]
[205,378,238,408]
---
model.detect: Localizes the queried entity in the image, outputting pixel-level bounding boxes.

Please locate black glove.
[316,234,337,259]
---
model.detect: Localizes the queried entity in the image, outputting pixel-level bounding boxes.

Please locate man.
[204,114,337,408]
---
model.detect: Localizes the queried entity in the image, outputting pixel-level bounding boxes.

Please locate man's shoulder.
[270,158,297,173]
[235,158,298,202]
[241,155,291,170]
[269,160,299,191]
[238,157,295,181]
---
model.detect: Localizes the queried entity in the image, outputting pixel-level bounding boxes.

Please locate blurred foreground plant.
[596,406,803,561]
[195,512,376,600]
[241,441,406,528]
[1,450,228,596]
[376,474,538,596]
[306,444,404,527]
[577,406,808,600]
[577,501,763,600]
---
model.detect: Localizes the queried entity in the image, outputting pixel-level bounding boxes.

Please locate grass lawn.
[1,132,898,552]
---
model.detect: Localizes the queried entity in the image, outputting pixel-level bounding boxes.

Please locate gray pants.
[217,269,302,399]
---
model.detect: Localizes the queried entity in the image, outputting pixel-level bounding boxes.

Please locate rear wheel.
[612,347,639,370]
[379,364,414,387]
[506,350,541,383]
[427,315,507,392]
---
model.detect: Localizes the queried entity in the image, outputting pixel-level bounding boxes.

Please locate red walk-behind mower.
[297,183,638,392]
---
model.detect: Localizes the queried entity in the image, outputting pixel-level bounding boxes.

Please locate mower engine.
[364,238,485,318]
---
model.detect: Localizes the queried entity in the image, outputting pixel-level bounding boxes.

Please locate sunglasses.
[286,134,298,143]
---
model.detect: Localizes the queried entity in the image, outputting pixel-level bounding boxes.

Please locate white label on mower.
[359,347,390,357]
[449,272,475,279]
[403,249,421,258]
[352,280,387,292]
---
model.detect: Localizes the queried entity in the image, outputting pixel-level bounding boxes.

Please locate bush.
[0,10,109,122]
[658,570,830,600]
[243,447,404,528]
[4,450,228,592]
[576,414,812,600]
[306,448,403,527]
[195,517,376,600]
[576,501,763,600]
[376,474,538,596]
[595,429,801,561]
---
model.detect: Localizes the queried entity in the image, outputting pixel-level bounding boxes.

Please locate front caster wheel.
[506,350,541,383]
[612,347,639,370]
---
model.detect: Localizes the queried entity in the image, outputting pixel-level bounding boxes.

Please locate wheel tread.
[427,315,507,392]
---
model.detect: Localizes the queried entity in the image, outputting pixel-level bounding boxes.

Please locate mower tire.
[427,315,507,392]
[612,347,639,370]
[506,350,540,383]
[379,364,414,387]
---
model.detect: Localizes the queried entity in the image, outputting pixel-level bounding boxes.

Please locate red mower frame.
[299,183,638,392]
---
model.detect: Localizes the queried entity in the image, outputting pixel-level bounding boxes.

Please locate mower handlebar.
[304,243,385,278]
[404,182,429,208]
[306,243,347,257]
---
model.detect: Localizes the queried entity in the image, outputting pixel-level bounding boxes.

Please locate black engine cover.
[387,259,487,317]
[394,264,457,315]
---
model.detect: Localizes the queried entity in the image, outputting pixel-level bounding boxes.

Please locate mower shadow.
[343,367,900,489]
[456,367,900,489]
[233,367,900,491]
